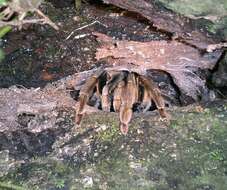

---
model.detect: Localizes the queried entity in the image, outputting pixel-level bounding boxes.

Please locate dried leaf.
[0,0,59,30]
[94,32,222,100]
[9,0,42,13]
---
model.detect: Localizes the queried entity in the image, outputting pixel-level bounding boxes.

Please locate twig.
[0,8,59,30]
[0,12,59,30]
[74,33,90,39]
[35,9,59,30]
[66,20,108,40]
[0,19,45,27]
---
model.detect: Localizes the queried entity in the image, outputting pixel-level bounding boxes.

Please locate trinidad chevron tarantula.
[75,67,169,135]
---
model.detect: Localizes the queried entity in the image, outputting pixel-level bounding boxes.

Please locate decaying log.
[0,71,100,132]
[94,32,222,100]
[102,0,220,50]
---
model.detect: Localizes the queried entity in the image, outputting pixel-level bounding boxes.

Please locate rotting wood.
[0,71,100,132]
[102,0,220,50]
[94,32,222,100]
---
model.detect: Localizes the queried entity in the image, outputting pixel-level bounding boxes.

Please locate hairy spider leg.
[141,86,152,112]
[101,71,127,111]
[76,69,106,124]
[107,71,128,93]
[139,75,168,118]
[113,80,125,112]
[101,85,111,111]
[119,73,138,135]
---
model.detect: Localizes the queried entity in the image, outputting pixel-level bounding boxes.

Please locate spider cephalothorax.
[75,67,169,135]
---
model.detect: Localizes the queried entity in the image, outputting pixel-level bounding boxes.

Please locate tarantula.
[75,68,169,135]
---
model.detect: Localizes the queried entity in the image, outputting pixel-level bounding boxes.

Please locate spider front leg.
[119,73,138,135]
[76,69,105,125]
[101,71,127,111]
[113,80,125,112]
[101,85,110,111]
[139,75,169,119]
[140,87,152,113]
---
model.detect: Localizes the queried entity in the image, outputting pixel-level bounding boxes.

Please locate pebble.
[82,176,93,188]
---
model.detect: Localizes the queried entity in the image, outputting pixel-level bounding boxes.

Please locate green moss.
[0,181,27,190]
[157,0,227,18]
[82,113,120,142]
[1,102,227,190]
[97,125,119,142]
[0,158,74,190]
[157,0,227,36]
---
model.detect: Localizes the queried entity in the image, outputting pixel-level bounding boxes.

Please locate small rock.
[129,161,142,169]
[82,176,93,188]
[73,16,81,22]
[83,47,90,52]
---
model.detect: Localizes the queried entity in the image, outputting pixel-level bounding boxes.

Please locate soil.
[0,1,168,88]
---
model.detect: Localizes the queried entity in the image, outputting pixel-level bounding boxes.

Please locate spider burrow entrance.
[74,68,169,134]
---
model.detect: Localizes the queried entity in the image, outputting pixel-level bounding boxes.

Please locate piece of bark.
[0,73,100,132]
[102,0,219,50]
[94,32,222,100]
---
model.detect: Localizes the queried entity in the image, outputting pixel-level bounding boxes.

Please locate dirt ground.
[0,1,169,87]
